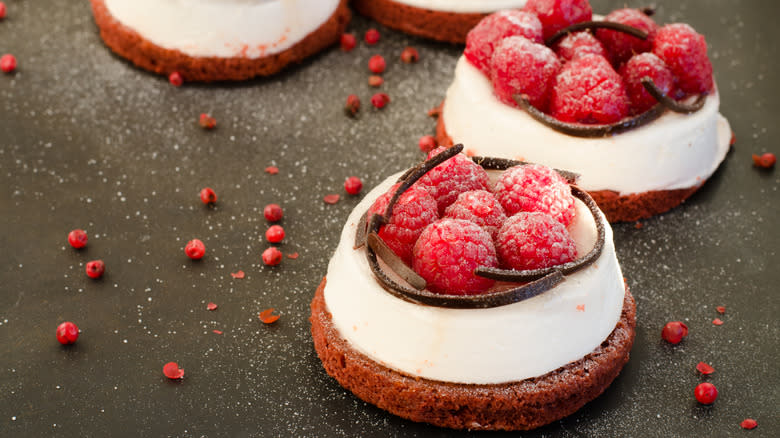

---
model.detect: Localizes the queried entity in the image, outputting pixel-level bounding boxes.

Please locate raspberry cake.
[90,0,350,82]
[436,1,732,222]
[352,0,528,44]
[311,145,636,430]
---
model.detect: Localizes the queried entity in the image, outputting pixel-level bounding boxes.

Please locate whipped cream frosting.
[104,0,340,58]
[443,56,732,195]
[391,0,527,13]
[323,171,626,384]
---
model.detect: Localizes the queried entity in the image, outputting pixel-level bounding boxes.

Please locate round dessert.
[90,0,351,82]
[311,146,636,430]
[435,2,732,222]
[352,0,528,44]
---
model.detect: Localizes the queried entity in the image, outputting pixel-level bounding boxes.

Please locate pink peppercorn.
[56,322,79,345]
[264,204,283,222]
[85,260,105,279]
[340,33,356,51]
[1,54,17,73]
[168,71,183,87]
[265,225,285,243]
[344,177,363,195]
[185,239,206,260]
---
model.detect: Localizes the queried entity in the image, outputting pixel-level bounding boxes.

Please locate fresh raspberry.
[496,212,577,270]
[523,0,593,40]
[415,147,491,215]
[493,164,576,226]
[550,54,629,124]
[554,31,608,63]
[620,53,676,114]
[412,219,498,295]
[464,10,543,75]
[596,8,658,66]
[490,36,561,111]
[653,23,714,95]
[443,190,507,240]
[371,92,390,109]
[367,184,439,265]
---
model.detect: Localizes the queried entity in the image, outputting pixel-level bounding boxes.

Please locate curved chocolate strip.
[546,20,648,46]
[353,210,369,249]
[474,186,606,282]
[641,6,656,16]
[512,94,666,138]
[367,233,426,290]
[641,77,707,114]
[470,156,580,185]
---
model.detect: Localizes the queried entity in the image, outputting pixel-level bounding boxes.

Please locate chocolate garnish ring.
[641,77,707,114]
[361,150,606,309]
[546,20,649,46]
[353,210,369,249]
[474,186,605,282]
[471,156,580,185]
[513,94,666,138]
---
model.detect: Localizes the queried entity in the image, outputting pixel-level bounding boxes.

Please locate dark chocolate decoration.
[641,77,707,113]
[546,20,649,46]
[513,94,666,137]
[367,233,427,290]
[641,6,656,16]
[353,210,369,249]
[360,150,608,309]
[474,186,605,282]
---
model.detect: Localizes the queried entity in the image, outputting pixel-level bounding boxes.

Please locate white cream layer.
[443,56,732,195]
[323,172,625,384]
[104,0,340,58]
[390,0,526,13]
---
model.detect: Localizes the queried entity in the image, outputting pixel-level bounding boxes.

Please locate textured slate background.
[0,0,777,436]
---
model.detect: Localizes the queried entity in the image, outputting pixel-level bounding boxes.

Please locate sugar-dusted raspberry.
[443,190,507,240]
[523,0,592,40]
[496,212,577,270]
[653,23,714,95]
[490,36,561,111]
[415,147,491,215]
[494,164,576,226]
[464,10,543,75]
[550,54,629,124]
[412,219,498,295]
[554,31,608,63]
[367,183,439,265]
[620,53,676,114]
[596,8,658,66]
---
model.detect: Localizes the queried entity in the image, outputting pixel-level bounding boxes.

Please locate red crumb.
[198,113,217,130]
[428,106,442,118]
[262,247,282,266]
[264,166,279,175]
[712,318,724,326]
[730,132,736,146]
[0,3,6,20]
[323,194,340,204]
[661,321,689,344]
[259,308,280,324]
[752,152,776,169]
[286,252,299,259]
[696,361,715,375]
[206,302,218,311]
[716,305,726,314]
[694,382,718,405]
[230,270,245,279]
[212,330,223,335]
[163,362,184,380]
[740,418,758,430]
[199,187,217,205]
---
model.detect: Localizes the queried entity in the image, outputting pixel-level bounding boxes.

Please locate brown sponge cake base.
[90,0,351,82]
[310,277,636,431]
[352,0,487,44]
[435,106,703,223]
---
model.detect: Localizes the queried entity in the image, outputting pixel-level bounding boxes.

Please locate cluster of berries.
[369,147,579,295]
[464,0,714,123]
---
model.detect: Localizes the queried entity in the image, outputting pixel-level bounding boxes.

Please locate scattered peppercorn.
[345,94,360,117]
[661,321,688,344]
[418,135,437,153]
[371,92,390,109]
[344,176,363,195]
[694,382,718,405]
[168,71,183,87]
[56,321,79,345]
[185,239,206,260]
[368,75,384,87]
[400,46,420,63]
[199,187,217,205]
[696,361,715,375]
[163,362,184,380]
[199,113,217,130]
[85,260,105,279]
[1,54,17,73]
[752,152,776,169]
[262,247,283,266]
[0,3,6,20]
[340,33,356,51]
[365,28,380,45]
[265,166,279,175]
[266,225,285,243]
[368,55,386,74]
[206,302,218,311]
[259,308,280,324]
[68,229,88,249]
[264,204,283,222]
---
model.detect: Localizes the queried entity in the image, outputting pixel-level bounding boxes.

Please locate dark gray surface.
[1,1,777,436]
